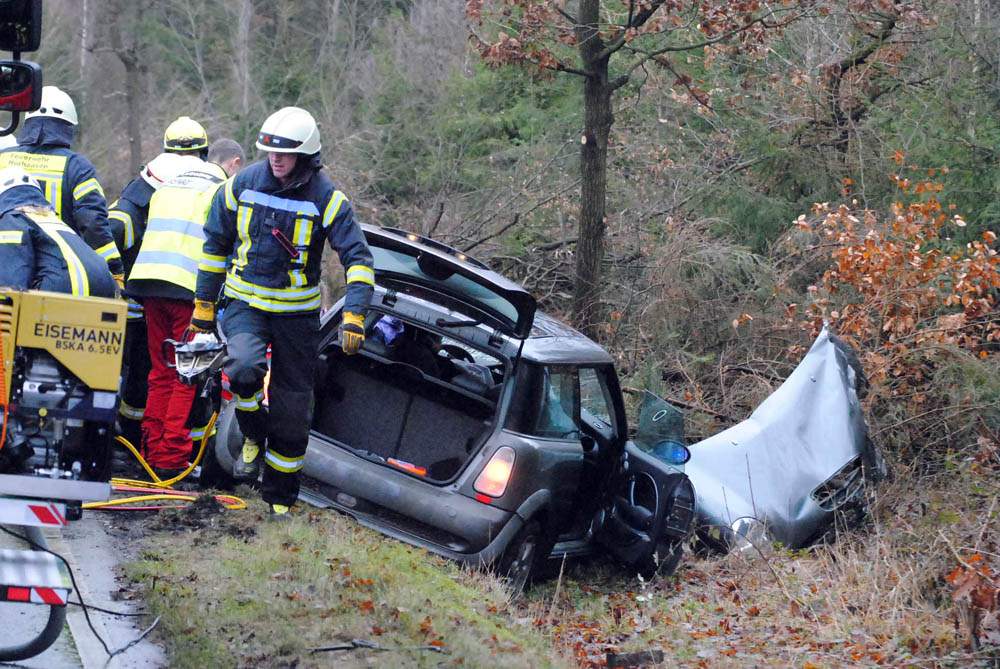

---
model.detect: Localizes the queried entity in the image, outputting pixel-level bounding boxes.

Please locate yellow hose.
[85,410,247,510]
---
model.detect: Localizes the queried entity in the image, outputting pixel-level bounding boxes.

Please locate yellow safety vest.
[130,164,226,292]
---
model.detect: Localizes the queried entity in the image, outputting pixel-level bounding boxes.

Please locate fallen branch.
[721,364,784,384]
[622,386,737,423]
[309,638,446,654]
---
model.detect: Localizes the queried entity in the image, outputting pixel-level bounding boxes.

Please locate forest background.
[19,0,1000,662]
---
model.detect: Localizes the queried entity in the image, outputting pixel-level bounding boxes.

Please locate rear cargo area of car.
[313,347,499,481]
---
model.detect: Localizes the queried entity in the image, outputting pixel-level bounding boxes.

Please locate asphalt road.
[0,514,166,668]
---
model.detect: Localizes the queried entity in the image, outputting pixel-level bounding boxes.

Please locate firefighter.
[127,141,245,477]
[108,152,193,449]
[0,86,124,285]
[0,166,116,298]
[163,116,209,160]
[191,107,374,517]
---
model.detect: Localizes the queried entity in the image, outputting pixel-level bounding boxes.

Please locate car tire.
[197,434,233,490]
[203,400,241,488]
[497,519,542,596]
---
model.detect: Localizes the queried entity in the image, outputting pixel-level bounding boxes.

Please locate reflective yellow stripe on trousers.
[265,449,304,473]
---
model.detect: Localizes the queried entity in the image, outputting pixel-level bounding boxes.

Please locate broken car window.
[505,363,581,439]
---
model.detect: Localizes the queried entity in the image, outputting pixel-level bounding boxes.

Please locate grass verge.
[124,496,566,668]
[124,449,999,668]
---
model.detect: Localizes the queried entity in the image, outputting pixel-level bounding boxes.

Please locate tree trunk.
[108,0,143,177]
[572,0,612,340]
[124,53,141,176]
[234,0,252,117]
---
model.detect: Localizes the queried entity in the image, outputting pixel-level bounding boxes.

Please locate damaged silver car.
[678,328,886,552]
[208,225,881,580]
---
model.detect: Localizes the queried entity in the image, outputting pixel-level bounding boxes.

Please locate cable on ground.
[84,410,247,511]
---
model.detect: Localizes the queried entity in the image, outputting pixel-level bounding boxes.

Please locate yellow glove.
[189,300,216,333]
[341,311,365,355]
[112,273,125,291]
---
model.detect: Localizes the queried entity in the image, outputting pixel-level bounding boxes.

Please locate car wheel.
[497,519,541,596]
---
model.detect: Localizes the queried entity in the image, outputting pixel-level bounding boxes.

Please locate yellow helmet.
[163,116,208,152]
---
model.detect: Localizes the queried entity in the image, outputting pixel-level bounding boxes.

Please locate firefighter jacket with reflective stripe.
[128,162,227,302]
[109,177,154,319]
[0,117,123,276]
[195,159,374,314]
[0,186,116,298]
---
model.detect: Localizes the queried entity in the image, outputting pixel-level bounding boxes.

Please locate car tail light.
[474,446,515,498]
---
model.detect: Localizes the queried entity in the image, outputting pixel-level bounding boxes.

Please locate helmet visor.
[256,132,304,152]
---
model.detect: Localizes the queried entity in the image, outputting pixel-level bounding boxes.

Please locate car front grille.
[810,456,865,511]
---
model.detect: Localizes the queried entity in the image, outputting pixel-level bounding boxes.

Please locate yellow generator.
[0,289,127,485]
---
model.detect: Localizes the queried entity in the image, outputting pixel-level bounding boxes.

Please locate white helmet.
[140,152,202,189]
[255,107,320,154]
[0,166,41,197]
[25,86,78,126]
[0,134,17,150]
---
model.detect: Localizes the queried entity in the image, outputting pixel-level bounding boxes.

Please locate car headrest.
[450,360,495,396]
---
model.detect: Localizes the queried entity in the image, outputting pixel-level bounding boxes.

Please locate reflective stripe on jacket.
[195,159,374,314]
[0,188,116,298]
[109,177,155,320]
[128,163,226,300]
[0,118,123,276]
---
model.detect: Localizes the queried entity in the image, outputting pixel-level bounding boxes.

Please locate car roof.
[519,312,614,364]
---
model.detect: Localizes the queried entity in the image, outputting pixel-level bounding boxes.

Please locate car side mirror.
[0,0,42,52]
[0,59,40,112]
[580,434,595,453]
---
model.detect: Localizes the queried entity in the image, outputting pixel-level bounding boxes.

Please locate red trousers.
[142,297,196,469]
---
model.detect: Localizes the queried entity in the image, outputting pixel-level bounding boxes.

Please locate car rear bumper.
[303,436,521,566]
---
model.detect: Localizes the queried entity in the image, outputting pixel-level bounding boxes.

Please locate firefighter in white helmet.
[107,152,195,451]
[128,140,245,478]
[0,165,117,297]
[0,85,124,286]
[190,107,374,516]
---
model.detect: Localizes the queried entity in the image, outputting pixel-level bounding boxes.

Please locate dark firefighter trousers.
[221,299,319,507]
[119,318,151,450]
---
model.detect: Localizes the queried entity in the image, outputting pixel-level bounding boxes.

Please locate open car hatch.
[363,225,537,339]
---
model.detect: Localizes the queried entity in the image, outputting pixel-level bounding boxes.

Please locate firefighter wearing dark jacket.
[0,86,124,285]
[108,153,192,449]
[128,147,243,476]
[0,166,116,298]
[191,107,374,516]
